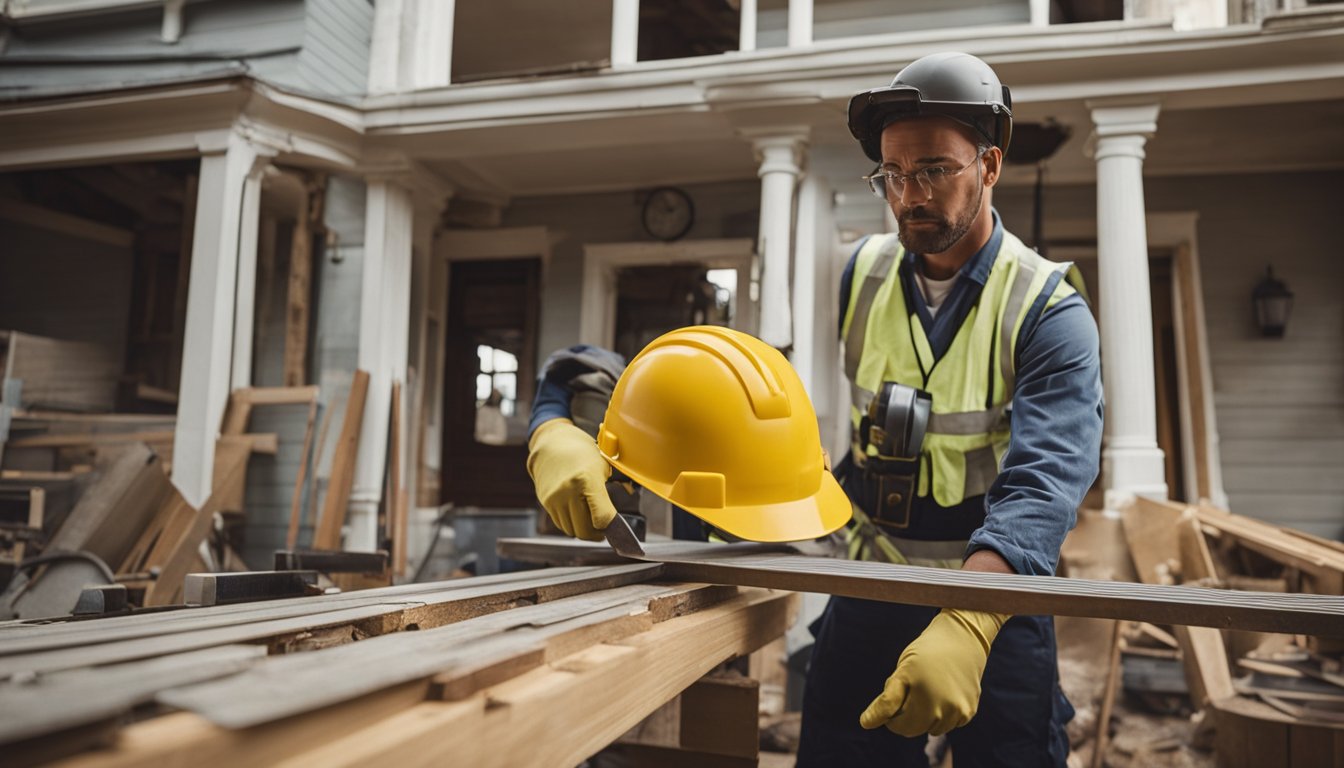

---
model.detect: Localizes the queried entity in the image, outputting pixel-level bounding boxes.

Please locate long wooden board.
[0,564,652,649]
[0,645,265,745]
[53,589,795,768]
[314,370,369,550]
[498,537,1344,637]
[157,583,726,728]
[0,565,660,668]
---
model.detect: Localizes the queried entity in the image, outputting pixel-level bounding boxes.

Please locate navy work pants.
[797,596,1073,767]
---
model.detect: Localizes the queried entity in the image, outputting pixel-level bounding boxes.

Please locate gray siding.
[0,0,371,100]
[294,0,373,97]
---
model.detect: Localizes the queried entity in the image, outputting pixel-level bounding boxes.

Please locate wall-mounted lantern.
[1252,266,1293,338]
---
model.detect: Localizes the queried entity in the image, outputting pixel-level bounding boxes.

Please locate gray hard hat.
[847,52,1013,163]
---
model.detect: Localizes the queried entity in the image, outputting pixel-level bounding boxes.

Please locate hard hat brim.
[608,455,854,543]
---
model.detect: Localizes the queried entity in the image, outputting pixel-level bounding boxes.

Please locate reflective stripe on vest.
[840,231,1079,508]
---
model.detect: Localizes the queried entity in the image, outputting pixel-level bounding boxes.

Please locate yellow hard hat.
[597,326,852,542]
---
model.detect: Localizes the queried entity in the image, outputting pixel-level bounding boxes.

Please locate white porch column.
[1089,102,1167,508]
[739,0,757,52]
[788,0,813,47]
[611,0,638,67]
[172,130,270,507]
[745,129,807,350]
[412,0,456,90]
[229,161,275,391]
[349,179,415,550]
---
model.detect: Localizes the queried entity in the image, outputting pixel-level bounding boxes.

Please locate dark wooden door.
[440,258,540,508]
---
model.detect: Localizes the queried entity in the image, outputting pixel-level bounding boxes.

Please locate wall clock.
[642,187,694,241]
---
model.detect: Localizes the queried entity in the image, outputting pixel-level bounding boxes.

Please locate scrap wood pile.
[1106,496,1344,767]
[0,563,796,768]
[0,358,404,616]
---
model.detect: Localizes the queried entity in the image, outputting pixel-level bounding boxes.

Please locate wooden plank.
[44,444,171,573]
[0,565,662,675]
[0,645,265,746]
[1195,504,1344,587]
[679,672,759,759]
[0,198,134,247]
[63,589,793,768]
[314,370,369,550]
[499,539,1344,636]
[283,190,313,388]
[427,584,737,702]
[0,564,652,648]
[219,393,251,436]
[1092,621,1123,768]
[233,387,321,407]
[1170,507,1236,708]
[157,583,716,728]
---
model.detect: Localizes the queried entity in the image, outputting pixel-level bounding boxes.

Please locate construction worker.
[527,51,1102,767]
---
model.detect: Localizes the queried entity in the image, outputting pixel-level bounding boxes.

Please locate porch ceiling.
[414,96,1344,198]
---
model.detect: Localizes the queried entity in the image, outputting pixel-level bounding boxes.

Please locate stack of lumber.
[1120,496,1344,767]
[0,564,796,768]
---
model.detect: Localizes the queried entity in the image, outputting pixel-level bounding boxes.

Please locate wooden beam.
[44,443,171,574]
[0,565,661,667]
[314,370,369,550]
[284,189,313,388]
[231,387,320,407]
[62,589,794,768]
[0,198,134,248]
[498,538,1344,636]
[0,646,265,747]
[1091,620,1123,768]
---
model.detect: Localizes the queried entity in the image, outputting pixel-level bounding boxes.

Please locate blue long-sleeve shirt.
[532,214,1102,576]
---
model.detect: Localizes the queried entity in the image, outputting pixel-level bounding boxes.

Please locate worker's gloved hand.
[526,418,617,541]
[859,607,1008,737]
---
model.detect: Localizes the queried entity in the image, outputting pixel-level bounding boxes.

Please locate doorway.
[440,257,540,508]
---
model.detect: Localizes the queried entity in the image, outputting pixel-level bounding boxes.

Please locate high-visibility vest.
[841,230,1083,509]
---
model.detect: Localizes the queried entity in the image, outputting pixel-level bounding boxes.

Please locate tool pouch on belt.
[857,454,920,530]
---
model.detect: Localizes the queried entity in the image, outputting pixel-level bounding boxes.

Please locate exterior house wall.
[990,171,1344,538]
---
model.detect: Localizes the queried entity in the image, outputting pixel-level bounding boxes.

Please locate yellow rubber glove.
[526,418,617,541]
[858,607,1008,737]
